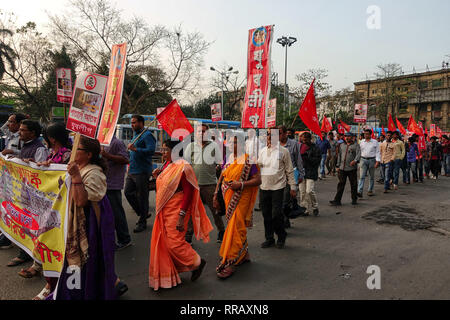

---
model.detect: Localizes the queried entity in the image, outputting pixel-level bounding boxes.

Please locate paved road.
[1,174,450,300]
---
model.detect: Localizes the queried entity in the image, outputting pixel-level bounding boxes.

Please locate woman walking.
[214,137,261,279]
[149,140,213,291]
[49,136,123,300]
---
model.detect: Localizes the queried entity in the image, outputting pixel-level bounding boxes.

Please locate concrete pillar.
[442,102,449,130]
[426,104,432,127]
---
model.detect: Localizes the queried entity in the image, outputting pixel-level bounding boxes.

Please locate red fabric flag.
[340,120,351,132]
[396,118,406,135]
[407,115,423,136]
[388,113,396,132]
[156,99,194,140]
[321,115,333,133]
[299,79,322,139]
[371,130,375,139]
[381,125,386,135]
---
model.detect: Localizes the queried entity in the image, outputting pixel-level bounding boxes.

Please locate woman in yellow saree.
[214,137,261,279]
[149,140,213,290]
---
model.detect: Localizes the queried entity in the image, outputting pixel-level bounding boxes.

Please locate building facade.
[354,68,450,130]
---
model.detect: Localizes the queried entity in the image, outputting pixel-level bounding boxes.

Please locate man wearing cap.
[330,132,361,206]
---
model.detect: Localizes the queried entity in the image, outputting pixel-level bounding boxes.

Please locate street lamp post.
[277,36,297,125]
[210,66,239,120]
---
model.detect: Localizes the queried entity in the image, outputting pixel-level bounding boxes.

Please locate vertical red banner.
[97,43,127,145]
[242,25,274,128]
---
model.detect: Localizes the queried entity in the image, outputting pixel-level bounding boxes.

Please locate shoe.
[383,189,388,193]
[261,239,275,248]
[191,259,206,281]
[217,231,224,243]
[115,280,128,297]
[393,184,398,190]
[133,224,147,233]
[313,209,319,216]
[254,206,261,211]
[351,200,358,205]
[276,239,285,249]
[289,206,307,219]
[357,192,363,198]
[367,191,374,196]
[116,241,132,251]
[329,200,342,206]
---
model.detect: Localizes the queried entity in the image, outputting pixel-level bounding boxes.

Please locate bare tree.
[373,63,404,120]
[294,68,332,99]
[1,14,54,119]
[210,68,246,120]
[48,0,211,115]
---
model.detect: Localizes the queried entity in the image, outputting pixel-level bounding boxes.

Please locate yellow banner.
[0,155,70,277]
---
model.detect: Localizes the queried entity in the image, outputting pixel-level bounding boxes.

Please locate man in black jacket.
[298,132,322,216]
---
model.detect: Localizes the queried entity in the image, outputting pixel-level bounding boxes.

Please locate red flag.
[340,120,351,132]
[381,125,386,135]
[299,79,322,139]
[396,118,406,135]
[156,99,194,140]
[371,130,375,139]
[321,115,333,133]
[338,124,345,134]
[388,113,396,132]
[407,115,423,136]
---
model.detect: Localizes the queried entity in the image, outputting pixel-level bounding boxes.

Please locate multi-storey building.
[354,68,450,130]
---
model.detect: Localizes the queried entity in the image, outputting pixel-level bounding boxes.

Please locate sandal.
[32,286,51,300]
[191,259,206,281]
[217,266,235,279]
[7,257,29,267]
[18,267,41,278]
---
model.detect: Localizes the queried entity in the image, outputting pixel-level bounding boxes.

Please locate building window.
[419,81,428,89]
[381,89,386,94]
[432,79,442,88]
[372,89,376,95]
[340,100,347,107]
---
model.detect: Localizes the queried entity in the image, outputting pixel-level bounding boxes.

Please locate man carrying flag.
[298,79,322,138]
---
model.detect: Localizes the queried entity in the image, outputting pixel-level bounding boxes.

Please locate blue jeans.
[393,159,402,185]
[406,161,417,183]
[358,158,376,193]
[417,158,424,182]
[320,153,327,176]
[384,161,394,190]
[444,154,450,175]
[380,163,386,182]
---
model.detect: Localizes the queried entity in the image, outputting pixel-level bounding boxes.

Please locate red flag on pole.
[340,120,351,132]
[388,113,396,132]
[321,115,333,133]
[156,99,194,140]
[299,79,322,139]
[396,118,406,135]
[381,125,386,135]
[407,115,423,136]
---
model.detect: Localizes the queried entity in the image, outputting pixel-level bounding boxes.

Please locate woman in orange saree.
[149,140,213,290]
[214,137,261,279]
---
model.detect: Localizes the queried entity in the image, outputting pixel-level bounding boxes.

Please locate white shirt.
[1,123,21,155]
[258,144,297,191]
[359,139,381,162]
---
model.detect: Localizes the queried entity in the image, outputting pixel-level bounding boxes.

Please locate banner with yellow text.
[97,43,127,146]
[0,156,70,277]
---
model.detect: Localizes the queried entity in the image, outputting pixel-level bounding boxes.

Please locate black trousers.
[124,173,150,226]
[334,169,358,203]
[430,159,441,177]
[107,190,131,245]
[260,188,286,242]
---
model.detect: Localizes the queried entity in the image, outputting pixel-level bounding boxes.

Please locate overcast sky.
[2,0,450,100]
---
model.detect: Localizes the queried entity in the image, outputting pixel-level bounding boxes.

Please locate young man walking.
[357,129,380,197]
[330,132,361,206]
